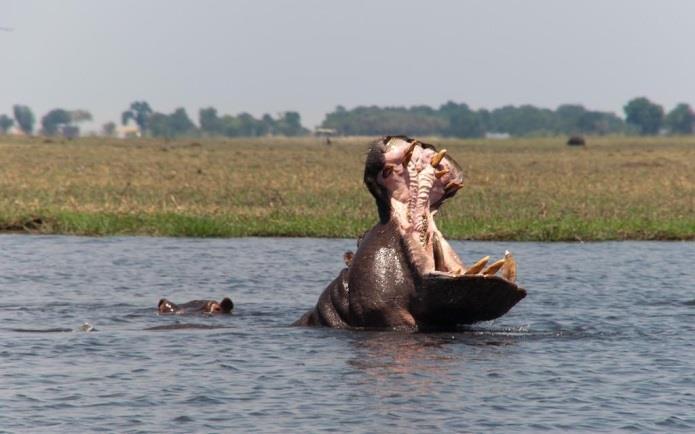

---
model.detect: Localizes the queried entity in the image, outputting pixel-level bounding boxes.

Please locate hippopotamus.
[294,136,526,330]
[158,297,234,315]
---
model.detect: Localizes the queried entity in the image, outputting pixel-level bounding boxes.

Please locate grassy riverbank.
[0,135,693,240]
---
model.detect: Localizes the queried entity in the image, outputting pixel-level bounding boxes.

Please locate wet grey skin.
[158,297,234,315]
[294,136,526,331]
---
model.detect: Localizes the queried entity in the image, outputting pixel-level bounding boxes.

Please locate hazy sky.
[2,0,695,130]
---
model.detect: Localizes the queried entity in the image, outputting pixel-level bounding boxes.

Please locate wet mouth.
[377,137,516,282]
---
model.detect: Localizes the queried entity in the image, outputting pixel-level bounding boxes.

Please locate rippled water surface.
[1,235,693,432]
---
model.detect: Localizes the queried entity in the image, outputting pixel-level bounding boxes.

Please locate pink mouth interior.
[377,137,467,276]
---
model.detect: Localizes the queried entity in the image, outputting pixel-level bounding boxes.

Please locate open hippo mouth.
[295,136,526,330]
[367,135,472,276]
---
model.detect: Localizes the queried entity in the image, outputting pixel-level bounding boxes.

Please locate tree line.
[321,98,695,137]
[121,102,309,138]
[1,97,693,138]
[0,102,309,138]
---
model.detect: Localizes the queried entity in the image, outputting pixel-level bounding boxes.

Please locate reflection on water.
[348,332,456,374]
[0,236,693,432]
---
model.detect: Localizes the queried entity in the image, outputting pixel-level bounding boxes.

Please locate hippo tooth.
[482,258,506,276]
[431,149,447,167]
[464,256,490,275]
[501,250,517,283]
[435,168,450,178]
[403,141,418,167]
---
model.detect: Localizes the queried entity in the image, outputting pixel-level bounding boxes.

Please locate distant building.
[314,128,337,145]
[6,126,26,136]
[485,132,511,139]
[116,125,141,138]
[314,128,337,137]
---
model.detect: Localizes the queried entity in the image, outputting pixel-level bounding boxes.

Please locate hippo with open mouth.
[294,136,526,330]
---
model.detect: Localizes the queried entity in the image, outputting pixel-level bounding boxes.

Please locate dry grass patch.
[0,135,692,239]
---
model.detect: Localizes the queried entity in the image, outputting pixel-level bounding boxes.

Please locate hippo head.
[158,298,179,314]
[207,297,234,314]
[158,297,234,315]
[295,136,526,330]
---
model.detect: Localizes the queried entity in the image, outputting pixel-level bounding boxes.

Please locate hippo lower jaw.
[295,136,526,331]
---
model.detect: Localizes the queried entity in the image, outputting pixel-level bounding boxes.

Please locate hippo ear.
[220,297,234,313]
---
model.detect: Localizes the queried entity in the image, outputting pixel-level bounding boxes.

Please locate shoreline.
[1,212,692,241]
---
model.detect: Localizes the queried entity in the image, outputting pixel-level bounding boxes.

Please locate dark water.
[0,235,693,433]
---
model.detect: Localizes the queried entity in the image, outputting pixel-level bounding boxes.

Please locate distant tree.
[555,104,587,134]
[199,107,220,135]
[150,108,196,138]
[220,114,241,137]
[148,113,169,137]
[121,101,153,135]
[41,108,92,137]
[68,110,92,138]
[665,103,695,134]
[488,105,556,136]
[169,107,196,136]
[41,108,72,136]
[275,111,308,136]
[13,104,35,135]
[70,110,93,123]
[576,111,626,135]
[102,121,117,137]
[321,105,445,136]
[0,114,14,134]
[237,112,259,136]
[320,102,631,138]
[439,101,484,138]
[624,97,664,135]
[260,113,275,135]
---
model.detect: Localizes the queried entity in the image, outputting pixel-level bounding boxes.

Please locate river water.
[0,235,693,432]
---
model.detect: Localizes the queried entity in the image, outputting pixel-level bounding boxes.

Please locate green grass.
[0,135,693,240]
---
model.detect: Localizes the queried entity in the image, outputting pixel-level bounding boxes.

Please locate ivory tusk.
[464,256,490,275]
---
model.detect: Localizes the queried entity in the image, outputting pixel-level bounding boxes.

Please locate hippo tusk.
[501,250,517,283]
[431,149,447,167]
[435,168,450,178]
[403,141,417,167]
[483,258,506,276]
[464,256,490,275]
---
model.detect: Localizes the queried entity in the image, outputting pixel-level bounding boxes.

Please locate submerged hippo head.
[295,136,526,330]
[158,297,234,315]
